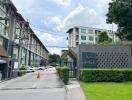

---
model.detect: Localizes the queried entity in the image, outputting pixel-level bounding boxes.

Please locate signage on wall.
[82,52,97,68]
[14,62,19,69]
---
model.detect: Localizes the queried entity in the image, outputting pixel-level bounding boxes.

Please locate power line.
[46,46,68,48]
[31,25,67,36]
[27,24,68,48]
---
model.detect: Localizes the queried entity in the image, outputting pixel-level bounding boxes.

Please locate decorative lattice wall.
[78,45,132,68]
[96,52,129,68]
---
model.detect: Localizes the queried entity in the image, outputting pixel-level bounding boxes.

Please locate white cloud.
[48,47,62,55]
[11,0,35,14]
[49,3,117,32]
[62,4,102,30]
[49,16,62,31]
[34,30,67,55]
[48,47,68,55]
[35,30,65,45]
[53,0,71,6]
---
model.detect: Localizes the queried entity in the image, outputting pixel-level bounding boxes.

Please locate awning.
[68,48,77,60]
[0,46,8,58]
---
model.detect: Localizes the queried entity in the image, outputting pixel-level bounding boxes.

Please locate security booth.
[68,48,77,78]
[0,46,8,80]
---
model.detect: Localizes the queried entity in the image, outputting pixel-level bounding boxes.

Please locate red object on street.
[36,72,40,79]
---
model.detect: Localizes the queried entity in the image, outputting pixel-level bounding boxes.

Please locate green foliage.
[18,70,26,76]
[79,69,132,82]
[106,0,132,40]
[61,51,68,61]
[19,66,26,70]
[49,54,61,65]
[98,31,112,44]
[56,67,69,85]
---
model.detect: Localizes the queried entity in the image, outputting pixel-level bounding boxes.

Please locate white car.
[26,67,36,73]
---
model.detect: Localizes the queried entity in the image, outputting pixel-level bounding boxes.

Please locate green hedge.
[80,69,132,82]
[19,67,26,70]
[18,70,26,76]
[56,67,69,85]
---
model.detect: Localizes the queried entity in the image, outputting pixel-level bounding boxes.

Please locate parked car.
[37,67,45,70]
[25,67,36,73]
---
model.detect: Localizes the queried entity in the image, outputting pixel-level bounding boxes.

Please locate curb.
[64,85,68,100]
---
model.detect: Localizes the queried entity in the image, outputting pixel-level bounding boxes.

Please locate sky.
[11,0,116,55]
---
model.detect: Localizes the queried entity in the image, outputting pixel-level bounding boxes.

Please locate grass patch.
[80,82,132,100]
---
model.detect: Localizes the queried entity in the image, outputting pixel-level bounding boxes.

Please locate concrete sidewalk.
[66,79,86,100]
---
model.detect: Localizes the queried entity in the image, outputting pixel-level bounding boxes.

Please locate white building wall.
[78,27,96,45]
[68,26,118,48]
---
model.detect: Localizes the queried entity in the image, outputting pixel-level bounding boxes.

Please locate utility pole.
[112,23,115,44]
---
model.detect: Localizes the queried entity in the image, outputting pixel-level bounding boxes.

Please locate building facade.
[66,26,132,78]
[0,0,49,79]
[76,45,132,77]
[66,26,119,48]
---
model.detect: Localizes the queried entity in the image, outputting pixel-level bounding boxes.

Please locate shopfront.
[0,46,8,79]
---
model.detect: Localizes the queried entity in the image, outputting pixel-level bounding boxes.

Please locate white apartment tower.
[66,26,118,47]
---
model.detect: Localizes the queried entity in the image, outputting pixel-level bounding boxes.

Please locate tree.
[98,31,112,44]
[60,51,68,66]
[48,54,61,66]
[106,0,132,40]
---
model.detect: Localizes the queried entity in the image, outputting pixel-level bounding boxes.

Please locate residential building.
[0,0,49,79]
[66,26,132,78]
[66,26,119,48]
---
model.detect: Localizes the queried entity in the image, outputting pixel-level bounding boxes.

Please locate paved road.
[0,68,66,100]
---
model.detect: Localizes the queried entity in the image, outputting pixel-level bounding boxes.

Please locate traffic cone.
[36,72,40,79]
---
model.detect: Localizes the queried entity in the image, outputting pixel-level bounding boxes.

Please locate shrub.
[18,70,26,76]
[19,66,26,70]
[79,69,132,82]
[56,67,69,85]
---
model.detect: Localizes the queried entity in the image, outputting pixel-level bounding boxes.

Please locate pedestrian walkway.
[66,79,86,100]
[0,67,66,100]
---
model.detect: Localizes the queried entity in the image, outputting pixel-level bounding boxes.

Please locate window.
[0,24,3,33]
[88,29,93,34]
[76,42,79,45]
[3,38,8,50]
[89,36,94,41]
[81,42,86,44]
[76,35,79,40]
[81,36,86,40]
[0,37,3,46]
[81,28,86,33]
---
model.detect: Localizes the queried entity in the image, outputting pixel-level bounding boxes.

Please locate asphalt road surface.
[0,67,66,100]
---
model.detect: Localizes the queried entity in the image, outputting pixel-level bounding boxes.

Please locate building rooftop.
[66,26,115,33]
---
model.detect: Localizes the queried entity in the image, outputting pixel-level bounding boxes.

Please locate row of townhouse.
[0,0,49,79]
